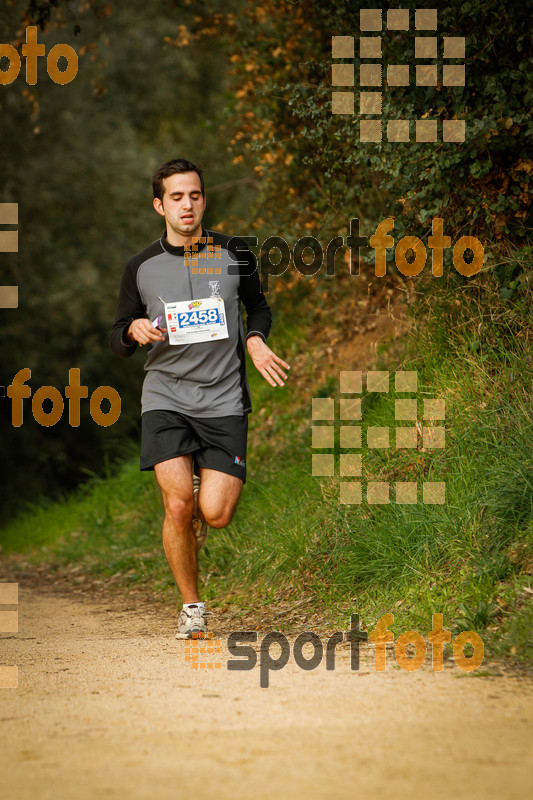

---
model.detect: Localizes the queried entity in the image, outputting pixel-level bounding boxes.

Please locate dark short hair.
[152,158,205,201]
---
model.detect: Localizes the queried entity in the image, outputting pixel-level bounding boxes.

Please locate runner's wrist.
[122,322,136,345]
[246,332,266,346]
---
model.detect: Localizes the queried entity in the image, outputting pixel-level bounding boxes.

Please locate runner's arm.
[235,240,272,342]
[235,240,290,386]
[110,259,149,358]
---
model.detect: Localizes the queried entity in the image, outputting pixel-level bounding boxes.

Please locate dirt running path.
[0,587,531,800]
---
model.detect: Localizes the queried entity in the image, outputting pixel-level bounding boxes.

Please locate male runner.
[111,158,289,639]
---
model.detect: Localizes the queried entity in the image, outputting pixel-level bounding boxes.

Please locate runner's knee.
[164,496,194,524]
[203,507,234,529]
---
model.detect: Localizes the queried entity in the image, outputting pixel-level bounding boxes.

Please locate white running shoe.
[175,605,210,639]
[192,473,209,552]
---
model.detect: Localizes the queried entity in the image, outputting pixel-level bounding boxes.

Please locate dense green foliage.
[213,0,532,250]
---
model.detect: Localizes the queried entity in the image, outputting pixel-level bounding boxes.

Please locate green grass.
[2,268,532,658]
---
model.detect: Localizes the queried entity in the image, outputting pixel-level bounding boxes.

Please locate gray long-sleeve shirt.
[111,228,271,417]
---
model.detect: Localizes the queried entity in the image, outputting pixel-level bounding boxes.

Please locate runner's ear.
[153,197,165,217]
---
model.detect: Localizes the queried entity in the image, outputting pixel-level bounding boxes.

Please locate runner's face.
[155,171,206,242]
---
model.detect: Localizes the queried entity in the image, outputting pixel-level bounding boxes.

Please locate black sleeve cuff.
[121,327,135,348]
[246,331,266,342]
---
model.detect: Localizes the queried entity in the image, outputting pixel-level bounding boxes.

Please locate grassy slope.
[2,267,532,658]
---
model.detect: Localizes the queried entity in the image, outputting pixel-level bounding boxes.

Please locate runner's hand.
[127,319,166,346]
[246,335,290,387]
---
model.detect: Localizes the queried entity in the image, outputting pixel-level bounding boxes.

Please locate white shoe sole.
[175,629,207,640]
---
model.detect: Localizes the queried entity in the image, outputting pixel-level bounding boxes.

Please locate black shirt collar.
[160,228,209,257]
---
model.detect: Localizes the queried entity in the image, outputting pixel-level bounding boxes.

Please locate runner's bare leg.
[154,459,243,603]
[196,468,243,528]
[155,455,199,603]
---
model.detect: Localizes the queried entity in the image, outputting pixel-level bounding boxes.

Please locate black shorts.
[140,409,248,482]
